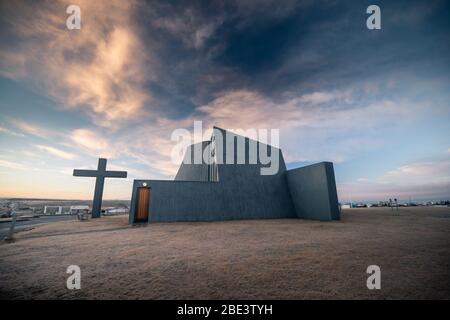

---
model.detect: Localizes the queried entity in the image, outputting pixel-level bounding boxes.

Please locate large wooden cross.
[73,158,127,218]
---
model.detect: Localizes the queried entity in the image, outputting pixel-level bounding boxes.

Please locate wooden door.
[135,187,150,222]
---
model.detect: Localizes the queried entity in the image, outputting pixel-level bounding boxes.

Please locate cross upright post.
[73,158,127,218]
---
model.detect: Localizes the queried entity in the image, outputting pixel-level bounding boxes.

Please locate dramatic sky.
[0,0,449,202]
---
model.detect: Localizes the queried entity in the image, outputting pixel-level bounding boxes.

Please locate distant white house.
[44,206,71,215]
[103,207,129,215]
[70,205,90,215]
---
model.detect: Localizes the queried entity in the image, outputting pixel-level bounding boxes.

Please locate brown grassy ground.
[0,207,449,299]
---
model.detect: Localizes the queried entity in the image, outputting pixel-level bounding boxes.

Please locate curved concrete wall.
[175,141,211,181]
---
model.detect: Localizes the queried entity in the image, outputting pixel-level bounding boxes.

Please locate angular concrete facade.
[129,127,339,224]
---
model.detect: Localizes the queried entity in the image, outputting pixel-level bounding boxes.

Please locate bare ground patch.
[0,207,449,299]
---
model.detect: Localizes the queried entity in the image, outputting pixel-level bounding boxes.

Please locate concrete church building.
[129,127,339,224]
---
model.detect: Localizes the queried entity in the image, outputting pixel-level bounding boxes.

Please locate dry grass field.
[0,207,449,299]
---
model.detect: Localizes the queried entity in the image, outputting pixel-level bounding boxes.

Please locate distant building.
[44,206,68,215]
[70,205,90,215]
[103,207,128,215]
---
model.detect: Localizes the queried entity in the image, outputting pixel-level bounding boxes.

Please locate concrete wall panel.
[286,162,340,220]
